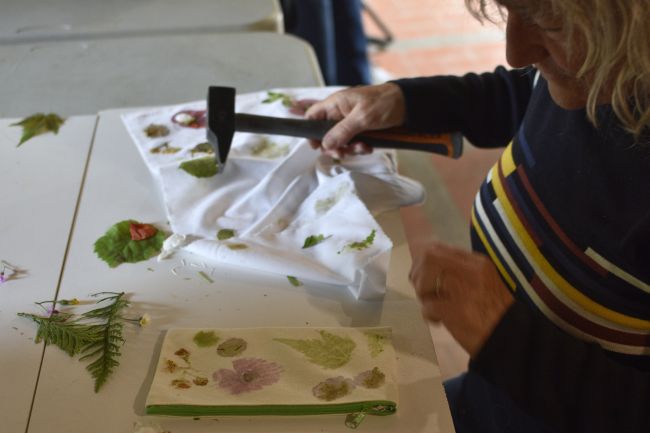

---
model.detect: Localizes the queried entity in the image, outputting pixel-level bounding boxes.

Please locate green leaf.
[302,234,330,249]
[274,330,356,369]
[11,113,65,147]
[94,220,167,268]
[217,229,236,240]
[339,229,376,254]
[287,275,302,287]
[193,330,219,347]
[217,337,247,357]
[179,157,219,178]
[262,91,294,107]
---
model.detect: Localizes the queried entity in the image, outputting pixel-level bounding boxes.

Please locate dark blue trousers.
[444,372,556,433]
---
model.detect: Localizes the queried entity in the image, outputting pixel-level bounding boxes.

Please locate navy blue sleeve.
[471,302,650,433]
[392,66,535,148]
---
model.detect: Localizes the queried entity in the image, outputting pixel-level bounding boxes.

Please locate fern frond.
[17,313,103,356]
[79,292,129,392]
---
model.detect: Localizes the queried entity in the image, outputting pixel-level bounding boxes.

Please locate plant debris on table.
[94,220,167,268]
[11,113,65,147]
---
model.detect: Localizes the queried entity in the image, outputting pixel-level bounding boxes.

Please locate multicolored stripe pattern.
[471,131,650,356]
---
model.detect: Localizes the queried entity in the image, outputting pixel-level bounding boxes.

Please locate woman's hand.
[409,241,515,357]
[305,82,406,158]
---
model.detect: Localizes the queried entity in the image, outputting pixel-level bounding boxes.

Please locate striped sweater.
[395,67,650,433]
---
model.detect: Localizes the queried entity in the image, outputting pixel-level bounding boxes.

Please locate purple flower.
[213,358,282,394]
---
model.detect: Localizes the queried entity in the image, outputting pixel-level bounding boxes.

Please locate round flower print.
[213,358,283,394]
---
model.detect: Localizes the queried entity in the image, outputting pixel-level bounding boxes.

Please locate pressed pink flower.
[213,358,282,394]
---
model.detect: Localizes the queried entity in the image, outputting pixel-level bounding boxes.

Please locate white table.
[0,116,98,433]
[20,108,455,432]
[0,0,282,44]
[0,32,323,118]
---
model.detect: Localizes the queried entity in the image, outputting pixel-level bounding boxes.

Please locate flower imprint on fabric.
[217,338,248,357]
[150,142,180,154]
[190,142,214,156]
[144,124,169,138]
[171,378,192,389]
[249,137,289,159]
[274,330,356,369]
[312,377,355,401]
[354,367,385,389]
[163,347,209,389]
[213,358,283,395]
[193,331,220,348]
[171,110,206,128]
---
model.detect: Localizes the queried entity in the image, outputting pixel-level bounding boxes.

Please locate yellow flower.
[139,313,151,327]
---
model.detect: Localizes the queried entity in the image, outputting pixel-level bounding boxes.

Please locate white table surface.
[0,0,282,44]
[23,108,455,432]
[0,116,98,433]
[0,32,323,118]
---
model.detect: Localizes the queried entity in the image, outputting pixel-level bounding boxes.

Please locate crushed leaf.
[179,157,219,178]
[302,234,330,249]
[250,138,289,159]
[262,91,294,107]
[190,142,214,156]
[12,113,65,147]
[226,243,248,250]
[287,276,302,287]
[216,229,236,241]
[339,229,376,254]
[198,271,213,283]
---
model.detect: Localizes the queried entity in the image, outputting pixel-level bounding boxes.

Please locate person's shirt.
[394,68,650,433]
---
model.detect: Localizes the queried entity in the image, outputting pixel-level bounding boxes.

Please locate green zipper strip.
[146,400,396,417]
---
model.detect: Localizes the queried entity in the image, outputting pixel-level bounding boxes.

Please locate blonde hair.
[466,0,650,138]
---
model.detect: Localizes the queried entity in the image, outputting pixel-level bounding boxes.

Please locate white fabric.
[122,87,424,299]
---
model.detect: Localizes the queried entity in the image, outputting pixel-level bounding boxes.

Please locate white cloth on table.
[122,87,424,299]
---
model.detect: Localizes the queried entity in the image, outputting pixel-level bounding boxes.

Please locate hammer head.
[206,86,236,171]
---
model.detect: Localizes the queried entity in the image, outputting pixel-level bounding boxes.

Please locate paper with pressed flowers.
[146,327,398,415]
[121,88,425,300]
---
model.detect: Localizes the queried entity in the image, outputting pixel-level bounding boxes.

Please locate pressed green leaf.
[11,113,65,147]
[287,275,302,287]
[339,229,376,254]
[274,330,356,369]
[179,157,219,178]
[217,229,236,241]
[193,330,219,347]
[93,220,167,268]
[302,234,330,249]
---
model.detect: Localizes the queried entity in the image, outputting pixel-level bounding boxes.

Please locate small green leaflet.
[11,113,65,147]
[94,220,167,268]
[274,330,356,369]
[339,229,376,254]
[302,234,330,249]
[262,91,294,107]
[193,330,220,347]
[287,275,302,287]
[364,329,391,358]
[179,157,219,178]
[217,229,236,240]
[198,271,213,283]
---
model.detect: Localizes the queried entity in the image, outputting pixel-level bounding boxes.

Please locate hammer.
[206,86,463,170]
